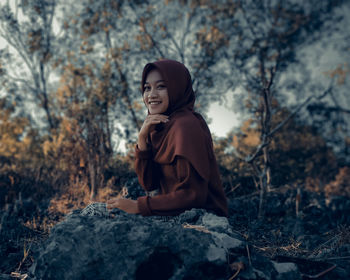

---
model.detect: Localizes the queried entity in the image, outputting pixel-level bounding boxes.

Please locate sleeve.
[137,156,208,216]
[134,144,159,192]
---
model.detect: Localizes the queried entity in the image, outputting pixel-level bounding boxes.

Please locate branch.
[251,161,261,177]
[268,84,333,138]
[308,104,350,115]
[245,140,269,163]
[145,29,165,58]
[162,23,184,62]
[180,9,195,62]
[326,90,350,114]
[301,264,337,279]
[128,3,165,58]
[0,24,38,89]
[6,74,34,89]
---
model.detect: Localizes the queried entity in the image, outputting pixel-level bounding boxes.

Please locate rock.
[28,209,246,280]
[0,273,12,280]
[272,261,301,280]
[28,207,307,280]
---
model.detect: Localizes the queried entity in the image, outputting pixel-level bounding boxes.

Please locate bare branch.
[268,83,333,137]
[180,9,196,63]
[168,31,184,62]
[128,3,165,58]
[246,140,269,163]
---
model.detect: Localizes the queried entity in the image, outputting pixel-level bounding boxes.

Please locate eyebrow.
[144,80,165,84]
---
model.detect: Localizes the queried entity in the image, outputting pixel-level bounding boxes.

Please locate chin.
[149,108,167,115]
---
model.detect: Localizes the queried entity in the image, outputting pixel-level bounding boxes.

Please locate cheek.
[143,94,148,106]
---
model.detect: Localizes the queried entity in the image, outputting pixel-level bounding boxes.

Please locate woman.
[107,59,228,217]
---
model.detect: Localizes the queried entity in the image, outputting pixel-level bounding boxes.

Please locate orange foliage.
[0,99,43,172]
[222,103,339,190]
[232,119,261,155]
[324,167,350,197]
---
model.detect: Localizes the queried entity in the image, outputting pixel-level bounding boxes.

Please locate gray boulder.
[28,208,300,280]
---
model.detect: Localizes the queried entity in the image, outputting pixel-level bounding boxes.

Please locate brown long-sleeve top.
[135,145,228,217]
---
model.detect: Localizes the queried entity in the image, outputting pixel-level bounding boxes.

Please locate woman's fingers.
[145,116,168,124]
[140,115,169,135]
[107,198,120,209]
[138,114,169,142]
[106,200,118,209]
[106,198,140,214]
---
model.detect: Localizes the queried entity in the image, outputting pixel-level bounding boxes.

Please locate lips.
[149,101,161,105]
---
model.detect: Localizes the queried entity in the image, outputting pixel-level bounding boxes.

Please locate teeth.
[149,101,161,105]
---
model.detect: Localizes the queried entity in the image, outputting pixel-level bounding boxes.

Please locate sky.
[207,98,239,136]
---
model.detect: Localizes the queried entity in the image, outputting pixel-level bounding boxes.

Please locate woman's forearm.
[137,134,148,151]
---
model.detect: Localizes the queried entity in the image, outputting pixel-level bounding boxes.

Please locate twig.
[228,268,241,280]
[182,223,211,234]
[246,141,269,163]
[16,241,32,272]
[225,183,241,196]
[10,272,28,279]
[246,243,252,267]
[228,262,245,280]
[295,187,301,218]
[301,264,337,279]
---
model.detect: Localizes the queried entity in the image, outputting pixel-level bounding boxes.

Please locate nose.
[148,87,158,98]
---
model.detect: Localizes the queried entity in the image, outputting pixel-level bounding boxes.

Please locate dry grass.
[249,225,350,262]
[48,182,121,217]
[251,236,310,259]
[309,225,350,259]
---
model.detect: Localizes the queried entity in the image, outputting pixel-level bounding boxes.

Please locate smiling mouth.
[149,101,161,105]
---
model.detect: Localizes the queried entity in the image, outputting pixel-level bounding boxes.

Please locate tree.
[199,0,344,217]
[0,0,58,130]
[232,103,338,187]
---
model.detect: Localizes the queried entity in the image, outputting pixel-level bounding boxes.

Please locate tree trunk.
[88,151,97,200]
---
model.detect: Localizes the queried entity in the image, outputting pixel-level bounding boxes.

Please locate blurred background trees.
[0,0,349,210]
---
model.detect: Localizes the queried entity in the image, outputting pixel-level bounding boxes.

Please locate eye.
[157,84,166,89]
[144,85,151,92]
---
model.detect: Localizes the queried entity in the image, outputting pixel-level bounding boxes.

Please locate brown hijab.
[141,59,214,181]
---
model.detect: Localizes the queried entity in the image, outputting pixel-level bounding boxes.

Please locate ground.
[0,180,349,279]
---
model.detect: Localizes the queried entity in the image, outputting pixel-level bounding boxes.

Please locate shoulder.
[170,111,203,132]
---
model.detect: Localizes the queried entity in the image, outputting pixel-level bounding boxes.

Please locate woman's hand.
[138,114,168,151]
[106,198,140,214]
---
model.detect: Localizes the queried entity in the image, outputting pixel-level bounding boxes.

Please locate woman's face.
[143,69,169,115]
